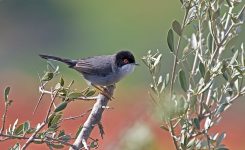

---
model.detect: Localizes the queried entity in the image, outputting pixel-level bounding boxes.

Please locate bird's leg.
[91,84,114,100]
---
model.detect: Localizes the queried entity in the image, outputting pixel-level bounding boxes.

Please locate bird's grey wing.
[73,55,113,77]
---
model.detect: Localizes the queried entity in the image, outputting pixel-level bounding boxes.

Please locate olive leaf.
[172,20,182,36]
[167,29,174,52]
[179,69,188,92]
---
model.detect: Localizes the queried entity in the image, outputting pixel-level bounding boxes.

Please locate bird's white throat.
[119,64,135,77]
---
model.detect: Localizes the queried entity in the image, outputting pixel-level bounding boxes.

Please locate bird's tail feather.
[39,54,76,67]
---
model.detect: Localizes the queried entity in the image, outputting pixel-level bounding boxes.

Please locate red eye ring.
[123,59,129,64]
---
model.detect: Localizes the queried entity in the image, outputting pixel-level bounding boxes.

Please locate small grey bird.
[39,50,138,86]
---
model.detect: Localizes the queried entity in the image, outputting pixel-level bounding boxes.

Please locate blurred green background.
[0,0,245,149]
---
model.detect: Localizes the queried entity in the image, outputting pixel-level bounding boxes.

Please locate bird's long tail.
[39,54,76,67]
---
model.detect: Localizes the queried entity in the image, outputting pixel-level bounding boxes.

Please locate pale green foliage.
[143,0,244,149]
[1,63,98,149]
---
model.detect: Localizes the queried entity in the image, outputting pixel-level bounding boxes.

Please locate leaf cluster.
[143,0,244,149]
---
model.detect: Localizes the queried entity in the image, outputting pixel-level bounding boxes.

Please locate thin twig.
[21,90,58,150]
[33,92,44,115]
[21,122,46,150]
[62,109,92,121]
[32,73,49,115]
[0,133,76,149]
[0,102,9,134]
[39,86,98,101]
[45,89,58,122]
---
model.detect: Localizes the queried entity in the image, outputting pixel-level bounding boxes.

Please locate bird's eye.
[123,58,129,64]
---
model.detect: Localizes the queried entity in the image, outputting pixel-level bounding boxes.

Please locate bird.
[33,50,138,115]
[39,50,138,87]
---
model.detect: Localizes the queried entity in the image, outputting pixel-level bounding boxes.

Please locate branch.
[69,85,115,150]
[62,109,92,122]
[0,102,9,134]
[21,90,58,150]
[39,86,98,101]
[168,5,189,150]
[33,86,97,115]
[0,133,76,148]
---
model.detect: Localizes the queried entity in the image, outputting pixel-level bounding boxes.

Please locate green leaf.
[198,81,213,94]
[13,121,30,135]
[50,144,64,149]
[68,92,82,99]
[229,50,238,65]
[215,103,230,116]
[4,86,10,102]
[230,75,239,88]
[58,89,68,97]
[48,114,55,128]
[41,72,54,81]
[167,29,174,52]
[14,124,24,135]
[216,132,226,146]
[50,113,63,128]
[207,33,213,52]
[23,121,30,133]
[225,0,232,7]
[216,148,229,150]
[212,62,222,73]
[59,134,71,142]
[10,143,20,150]
[172,20,182,36]
[60,77,64,86]
[153,54,162,67]
[90,139,98,148]
[186,7,196,25]
[199,62,205,78]
[85,89,96,97]
[234,66,244,75]
[58,130,65,137]
[190,95,197,108]
[165,73,170,86]
[26,128,36,134]
[157,76,163,86]
[202,103,210,113]
[179,69,188,92]
[204,71,211,83]
[231,16,240,24]
[191,33,197,49]
[33,140,44,144]
[193,118,200,130]
[54,102,68,112]
[157,76,164,92]
[55,83,61,90]
[222,71,229,81]
[75,125,83,138]
[54,65,60,73]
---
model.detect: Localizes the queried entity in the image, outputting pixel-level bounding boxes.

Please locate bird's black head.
[115,51,136,67]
